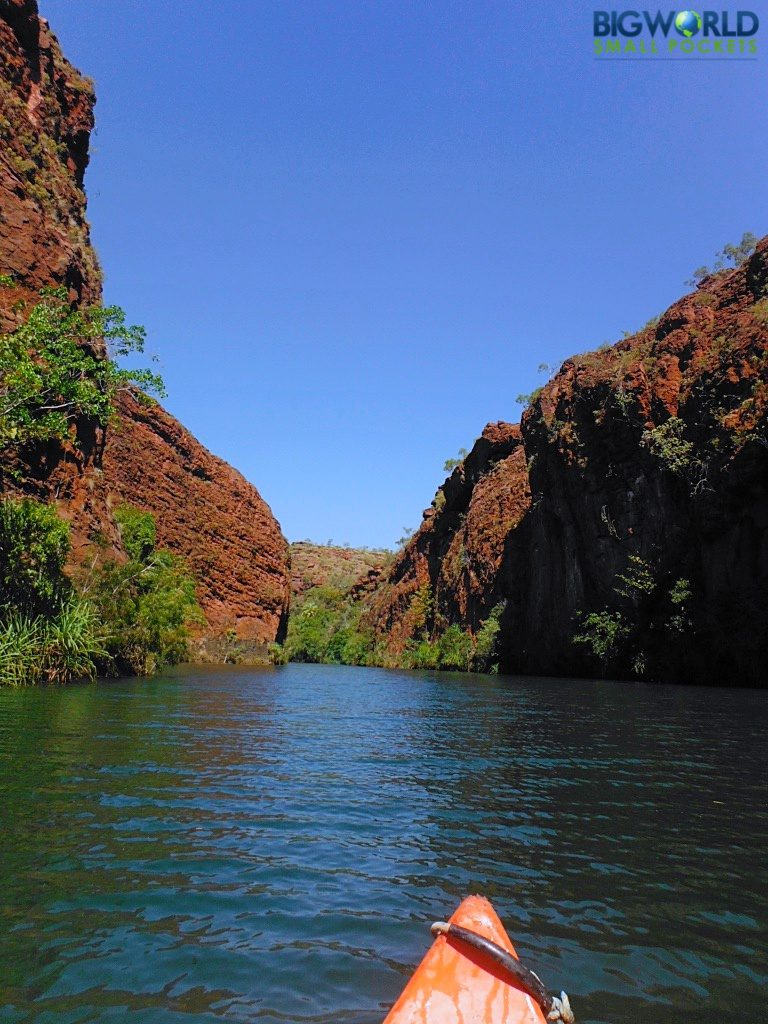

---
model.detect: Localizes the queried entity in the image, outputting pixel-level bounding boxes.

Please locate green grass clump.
[0,599,106,686]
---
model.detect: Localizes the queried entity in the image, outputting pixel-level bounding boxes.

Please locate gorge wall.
[365,241,768,685]
[4,0,766,681]
[362,422,530,653]
[0,0,289,645]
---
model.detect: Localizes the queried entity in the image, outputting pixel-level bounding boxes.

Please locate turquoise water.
[0,664,766,1023]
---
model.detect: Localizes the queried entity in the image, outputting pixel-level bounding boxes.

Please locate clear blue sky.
[42,0,766,549]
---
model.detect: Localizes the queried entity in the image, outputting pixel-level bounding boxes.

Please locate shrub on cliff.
[86,506,202,676]
[409,582,433,636]
[686,231,758,286]
[443,448,468,472]
[0,498,70,616]
[573,556,695,680]
[641,417,694,475]
[113,503,157,562]
[515,387,543,408]
[472,603,505,673]
[403,601,506,674]
[0,288,164,451]
[573,610,630,671]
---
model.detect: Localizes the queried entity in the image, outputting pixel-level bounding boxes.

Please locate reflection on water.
[0,664,766,1023]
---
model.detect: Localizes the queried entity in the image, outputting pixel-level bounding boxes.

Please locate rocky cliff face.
[366,243,768,685]
[0,0,289,645]
[363,422,530,657]
[0,0,100,331]
[103,393,288,643]
[502,242,768,684]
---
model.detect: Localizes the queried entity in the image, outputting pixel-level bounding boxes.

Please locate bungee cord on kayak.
[430,920,575,1024]
[384,896,568,1024]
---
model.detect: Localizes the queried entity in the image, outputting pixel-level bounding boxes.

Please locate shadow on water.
[0,664,766,1023]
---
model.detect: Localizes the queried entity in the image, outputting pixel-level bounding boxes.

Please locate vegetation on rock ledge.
[573,556,694,681]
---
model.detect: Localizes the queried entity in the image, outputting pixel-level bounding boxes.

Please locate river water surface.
[0,664,766,1023]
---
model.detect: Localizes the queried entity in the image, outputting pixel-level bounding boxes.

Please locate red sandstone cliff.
[102,393,288,642]
[0,0,289,645]
[0,0,100,330]
[366,243,768,685]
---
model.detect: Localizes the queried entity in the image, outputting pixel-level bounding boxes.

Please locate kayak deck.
[383,895,547,1024]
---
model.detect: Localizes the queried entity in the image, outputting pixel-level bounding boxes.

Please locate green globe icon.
[675,10,702,36]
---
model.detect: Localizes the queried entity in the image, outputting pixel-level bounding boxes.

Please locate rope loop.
[548,992,574,1024]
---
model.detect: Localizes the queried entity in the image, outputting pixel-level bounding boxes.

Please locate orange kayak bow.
[383,895,573,1024]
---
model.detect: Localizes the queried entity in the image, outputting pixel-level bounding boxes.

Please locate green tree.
[88,507,202,676]
[397,526,415,549]
[718,232,758,268]
[114,503,156,562]
[282,584,375,666]
[443,447,468,472]
[515,386,543,407]
[686,232,758,286]
[407,638,440,670]
[284,585,346,663]
[337,625,375,666]
[472,603,505,672]
[409,581,433,636]
[438,625,474,671]
[0,288,165,450]
[267,641,289,665]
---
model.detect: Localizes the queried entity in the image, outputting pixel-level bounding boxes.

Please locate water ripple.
[0,664,767,1023]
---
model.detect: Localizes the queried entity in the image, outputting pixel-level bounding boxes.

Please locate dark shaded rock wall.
[366,243,768,685]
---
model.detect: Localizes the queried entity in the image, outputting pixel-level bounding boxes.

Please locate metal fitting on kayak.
[430,920,575,1024]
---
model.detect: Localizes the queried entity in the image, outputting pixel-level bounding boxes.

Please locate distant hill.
[290,543,391,603]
